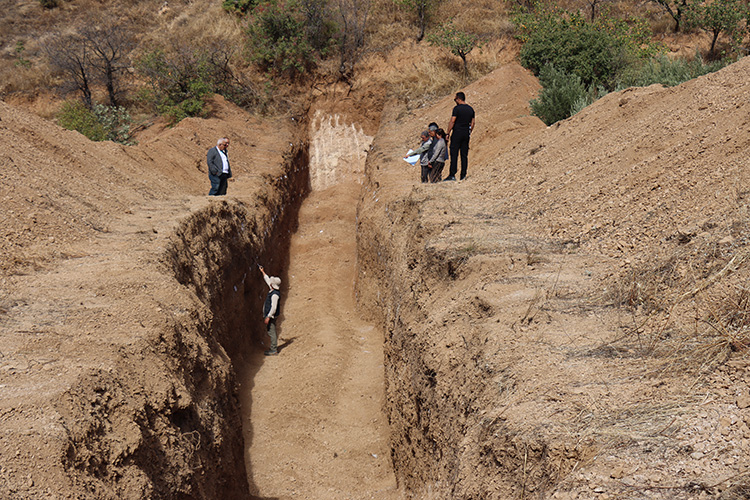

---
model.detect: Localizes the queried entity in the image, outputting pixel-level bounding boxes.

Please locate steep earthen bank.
[353,65,583,498]
[0,98,309,499]
[355,60,750,499]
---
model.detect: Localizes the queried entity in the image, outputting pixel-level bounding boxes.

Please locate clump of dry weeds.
[604,228,750,377]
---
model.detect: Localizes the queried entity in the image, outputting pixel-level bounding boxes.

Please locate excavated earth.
[1,53,750,500]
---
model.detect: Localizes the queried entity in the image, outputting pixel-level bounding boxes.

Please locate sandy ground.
[240,181,400,499]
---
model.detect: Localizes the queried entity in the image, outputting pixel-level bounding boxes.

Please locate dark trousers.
[448,132,470,180]
[420,164,430,183]
[208,172,229,196]
[429,161,444,183]
[266,318,277,351]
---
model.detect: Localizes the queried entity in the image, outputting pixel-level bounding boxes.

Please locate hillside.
[356,57,750,498]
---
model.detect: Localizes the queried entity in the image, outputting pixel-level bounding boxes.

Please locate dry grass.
[384,47,501,107]
[602,224,750,379]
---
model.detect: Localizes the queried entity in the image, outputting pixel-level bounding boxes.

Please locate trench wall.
[355,105,584,499]
[55,142,310,500]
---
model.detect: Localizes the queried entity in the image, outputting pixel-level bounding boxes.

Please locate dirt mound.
[357,58,750,498]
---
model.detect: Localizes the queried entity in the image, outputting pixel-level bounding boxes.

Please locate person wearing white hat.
[259,265,281,356]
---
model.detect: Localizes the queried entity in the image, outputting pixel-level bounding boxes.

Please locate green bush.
[92,104,133,144]
[516,8,658,90]
[529,64,588,125]
[136,48,214,123]
[245,0,316,78]
[39,0,59,8]
[57,101,134,143]
[57,101,107,141]
[223,0,260,15]
[617,53,735,88]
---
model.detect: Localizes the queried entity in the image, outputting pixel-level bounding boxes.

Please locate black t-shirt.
[451,103,475,134]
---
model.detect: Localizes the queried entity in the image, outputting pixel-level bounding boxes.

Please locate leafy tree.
[427,22,479,77]
[394,0,441,42]
[684,0,748,56]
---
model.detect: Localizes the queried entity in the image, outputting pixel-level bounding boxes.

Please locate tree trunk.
[417,6,426,42]
[710,31,719,56]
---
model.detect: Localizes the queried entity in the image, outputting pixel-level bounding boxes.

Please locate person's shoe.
[264,349,278,356]
[444,176,456,181]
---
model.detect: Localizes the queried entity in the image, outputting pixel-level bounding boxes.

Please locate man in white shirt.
[206,137,232,195]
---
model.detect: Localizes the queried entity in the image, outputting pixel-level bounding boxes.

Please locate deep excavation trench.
[166,109,401,499]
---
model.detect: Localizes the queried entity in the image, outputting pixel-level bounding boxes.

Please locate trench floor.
[238,180,400,499]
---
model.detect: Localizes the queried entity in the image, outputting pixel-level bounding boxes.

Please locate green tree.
[685,0,748,56]
[427,22,479,77]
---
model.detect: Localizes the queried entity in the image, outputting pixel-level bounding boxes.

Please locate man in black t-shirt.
[445,92,475,181]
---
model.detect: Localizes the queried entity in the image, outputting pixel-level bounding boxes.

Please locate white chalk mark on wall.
[309,110,373,191]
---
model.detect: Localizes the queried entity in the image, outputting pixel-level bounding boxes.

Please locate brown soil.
[2,44,750,500]
[357,58,750,499]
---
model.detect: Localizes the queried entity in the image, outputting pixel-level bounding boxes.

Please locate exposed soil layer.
[0,96,305,499]
[3,52,750,500]
[356,60,750,499]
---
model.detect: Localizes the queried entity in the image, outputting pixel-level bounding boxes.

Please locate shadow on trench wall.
[165,142,310,497]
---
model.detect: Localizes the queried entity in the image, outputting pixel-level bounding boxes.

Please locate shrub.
[39,0,59,8]
[617,53,735,88]
[529,64,588,125]
[14,41,31,68]
[57,101,134,143]
[57,101,107,141]
[223,0,260,15]
[92,104,133,144]
[516,8,658,90]
[245,0,316,78]
[136,48,214,123]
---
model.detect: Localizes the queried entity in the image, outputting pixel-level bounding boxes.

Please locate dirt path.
[239,180,400,499]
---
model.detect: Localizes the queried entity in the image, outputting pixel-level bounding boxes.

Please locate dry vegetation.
[0,0,719,118]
